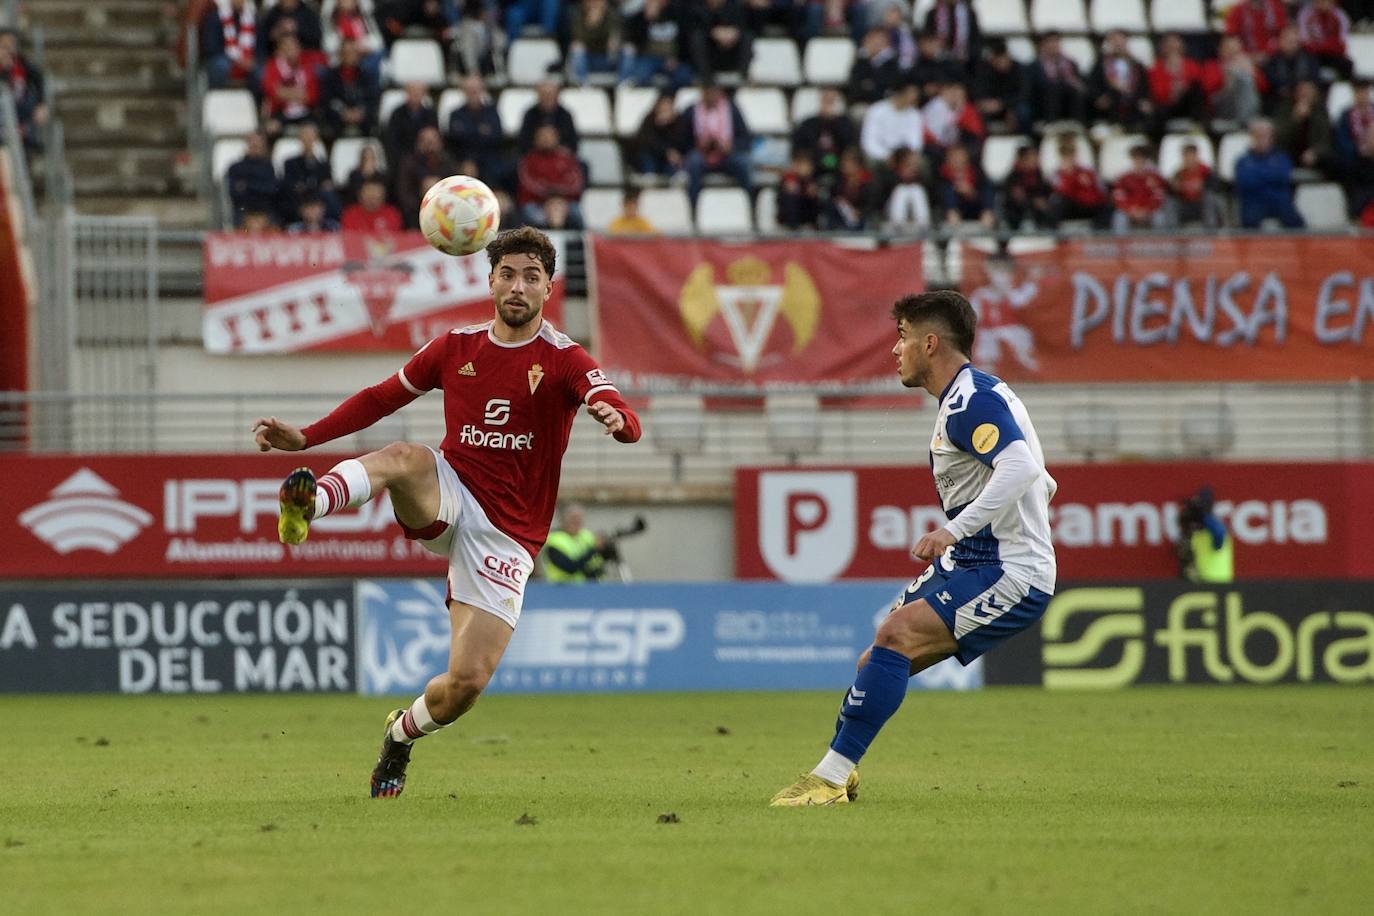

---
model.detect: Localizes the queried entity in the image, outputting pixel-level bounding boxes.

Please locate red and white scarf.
[694,98,733,163]
[218,0,256,68]
[932,1,972,60]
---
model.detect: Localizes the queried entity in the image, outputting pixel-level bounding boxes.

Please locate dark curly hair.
[891,290,977,357]
[486,226,557,278]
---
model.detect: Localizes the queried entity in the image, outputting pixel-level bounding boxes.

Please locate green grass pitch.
[2,688,1371,915]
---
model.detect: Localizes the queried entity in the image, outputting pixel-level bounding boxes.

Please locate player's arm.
[252,338,442,451]
[568,352,642,443]
[912,392,1043,559]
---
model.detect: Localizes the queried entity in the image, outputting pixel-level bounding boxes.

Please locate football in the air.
[419,175,501,256]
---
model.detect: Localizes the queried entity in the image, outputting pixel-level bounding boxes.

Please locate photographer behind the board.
[541,503,647,583]
[1174,486,1234,584]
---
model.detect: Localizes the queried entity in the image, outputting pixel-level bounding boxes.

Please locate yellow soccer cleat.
[277,467,317,545]
[769,769,860,807]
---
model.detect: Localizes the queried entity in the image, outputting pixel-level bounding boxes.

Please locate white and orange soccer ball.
[419,174,501,256]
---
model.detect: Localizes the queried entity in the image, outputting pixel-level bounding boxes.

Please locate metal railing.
[0,87,37,228]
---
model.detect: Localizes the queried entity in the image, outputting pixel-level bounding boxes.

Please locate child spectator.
[1050,133,1110,227]
[778,150,822,229]
[1111,145,1170,232]
[607,188,658,234]
[1170,142,1220,227]
[882,147,932,231]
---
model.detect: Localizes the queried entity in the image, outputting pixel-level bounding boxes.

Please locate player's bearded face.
[490,254,551,328]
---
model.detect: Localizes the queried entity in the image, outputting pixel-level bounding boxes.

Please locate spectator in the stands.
[1148,33,1206,127]
[880,147,932,231]
[972,37,1022,134]
[861,82,924,165]
[568,0,622,85]
[681,83,753,205]
[385,82,436,164]
[239,210,277,233]
[878,2,916,71]
[399,0,460,57]
[0,30,47,152]
[281,122,340,222]
[201,0,259,89]
[1001,145,1054,229]
[343,143,388,206]
[825,147,875,230]
[226,132,280,226]
[922,82,984,163]
[621,0,692,90]
[397,126,458,228]
[1050,132,1110,227]
[848,27,901,105]
[287,193,341,233]
[687,0,752,82]
[518,78,578,154]
[1111,145,1170,232]
[341,176,403,231]
[260,34,321,139]
[1334,79,1374,165]
[258,0,323,61]
[451,0,502,77]
[937,143,995,229]
[1023,31,1087,127]
[1225,0,1287,62]
[1090,30,1153,131]
[328,0,385,83]
[923,0,980,73]
[778,150,822,230]
[502,0,560,39]
[607,187,658,234]
[742,0,809,41]
[1170,142,1221,227]
[634,94,688,177]
[518,124,585,228]
[320,39,380,140]
[792,88,857,181]
[910,31,958,103]
[1297,0,1353,80]
[1275,80,1333,172]
[447,74,508,191]
[1263,25,1320,112]
[1202,35,1266,126]
[1234,117,1305,227]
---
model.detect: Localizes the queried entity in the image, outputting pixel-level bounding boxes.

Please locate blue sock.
[830,646,911,764]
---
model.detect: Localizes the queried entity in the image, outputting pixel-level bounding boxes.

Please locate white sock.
[313,458,372,519]
[811,749,856,786]
[390,694,446,745]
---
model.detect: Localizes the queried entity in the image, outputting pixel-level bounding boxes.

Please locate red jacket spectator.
[1225,0,1287,58]
[1172,160,1212,203]
[341,180,402,231]
[1296,0,1348,58]
[517,127,585,207]
[1055,164,1107,208]
[1112,166,1168,217]
[261,36,319,122]
[1148,56,1202,108]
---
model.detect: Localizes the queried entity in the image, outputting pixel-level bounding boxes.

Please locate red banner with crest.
[588,237,923,392]
[202,231,565,354]
[958,236,1374,382]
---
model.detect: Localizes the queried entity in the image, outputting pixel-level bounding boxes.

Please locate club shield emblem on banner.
[679,257,820,373]
[342,238,415,336]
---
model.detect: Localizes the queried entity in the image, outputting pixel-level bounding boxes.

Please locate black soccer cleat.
[370,708,412,798]
[277,467,317,545]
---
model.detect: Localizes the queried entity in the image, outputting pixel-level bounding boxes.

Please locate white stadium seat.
[791,87,823,124]
[436,89,465,129]
[387,39,446,87]
[1294,183,1349,228]
[1216,130,1250,183]
[1326,82,1353,124]
[1149,0,1207,32]
[1127,35,1156,68]
[1090,0,1148,32]
[581,188,623,231]
[1006,36,1036,65]
[330,137,386,186]
[508,38,561,85]
[581,138,625,186]
[377,88,411,126]
[1031,0,1088,34]
[735,87,789,135]
[696,187,753,234]
[981,134,1031,182]
[202,89,257,138]
[1060,36,1097,75]
[497,87,536,136]
[747,37,803,86]
[974,0,1030,35]
[1350,36,1374,79]
[615,85,660,138]
[639,187,693,233]
[211,137,247,182]
[803,37,855,86]
[1157,132,1214,178]
[269,136,325,176]
[1096,134,1150,182]
[559,87,612,135]
[1039,131,1096,179]
[673,87,702,113]
[755,187,778,233]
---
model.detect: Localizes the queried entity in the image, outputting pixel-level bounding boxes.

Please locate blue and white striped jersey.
[930,364,1057,593]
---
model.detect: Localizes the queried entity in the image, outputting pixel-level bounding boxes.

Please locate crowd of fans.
[204,0,1374,233]
[0,28,48,154]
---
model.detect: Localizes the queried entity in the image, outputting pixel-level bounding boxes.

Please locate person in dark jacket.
[1089,31,1152,130]
[1022,31,1087,126]
[686,0,752,81]
[226,132,281,225]
[446,74,509,190]
[923,0,981,74]
[280,122,340,222]
[848,27,901,106]
[620,0,692,89]
[681,83,753,205]
[634,93,688,177]
[777,150,821,229]
[792,88,857,181]
[517,78,579,154]
[384,81,437,164]
[971,37,1022,134]
[1001,145,1054,229]
[0,30,47,151]
[319,39,379,140]
[1262,25,1320,113]
[1235,118,1305,227]
[396,125,458,228]
[257,0,323,60]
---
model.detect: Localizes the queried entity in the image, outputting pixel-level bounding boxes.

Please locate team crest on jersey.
[528,363,544,394]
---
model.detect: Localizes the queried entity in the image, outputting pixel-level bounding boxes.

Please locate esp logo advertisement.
[0,455,448,578]
[982,581,1374,687]
[357,580,982,695]
[736,463,1374,582]
[0,583,356,694]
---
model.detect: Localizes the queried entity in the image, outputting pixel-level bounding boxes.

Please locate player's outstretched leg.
[276,444,440,545]
[370,708,413,798]
[770,599,955,807]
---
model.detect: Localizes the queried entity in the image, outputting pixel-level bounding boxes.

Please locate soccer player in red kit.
[250,227,641,798]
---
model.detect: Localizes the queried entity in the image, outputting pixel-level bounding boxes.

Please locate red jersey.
[341,203,403,232]
[301,319,641,557]
[1112,168,1168,214]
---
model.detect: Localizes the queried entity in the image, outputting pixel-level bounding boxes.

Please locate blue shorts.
[893,558,1051,665]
